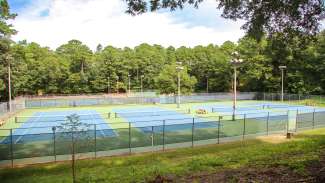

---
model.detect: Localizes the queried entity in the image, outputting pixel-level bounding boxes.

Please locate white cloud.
[12,0,245,50]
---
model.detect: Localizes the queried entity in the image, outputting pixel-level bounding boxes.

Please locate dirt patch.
[256,134,292,144]
[149,150,325,183]
[175,166,306,183]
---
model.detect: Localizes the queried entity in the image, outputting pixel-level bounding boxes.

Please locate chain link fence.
[23,92,259,108]
[22,92,325,109]
[0,112,293,168]
[0,100,25,118]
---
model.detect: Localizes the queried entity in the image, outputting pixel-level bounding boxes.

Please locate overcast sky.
[9,0,245,50]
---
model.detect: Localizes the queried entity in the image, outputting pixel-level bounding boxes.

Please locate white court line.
[89,112,107,137]
[14,113,43,143]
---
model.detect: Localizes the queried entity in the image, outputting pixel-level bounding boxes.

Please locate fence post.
[243,114,246,140]
[10,129,13,168]
[295,109,299,132]
[162,120,166,151]
[192,118,194,148]
[94,124,97,158]
[151,126,154,152]
[266,112,269,136]
[129,122,131,154]
[313,109,316,129]
[263,92,266,101]
[286,111,289,134]
[108,112,111,119]
[218,116,221,144]
[52,127,56,162]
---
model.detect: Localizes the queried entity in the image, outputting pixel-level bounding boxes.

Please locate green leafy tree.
[0,0,16,101]
[56,40,93,93]
[155,64,197,94]
[124,0,325,41]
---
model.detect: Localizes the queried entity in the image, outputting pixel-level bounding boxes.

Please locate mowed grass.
[0,128,324,183]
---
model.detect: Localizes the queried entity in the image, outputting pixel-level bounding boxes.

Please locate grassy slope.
[0,128,324,183]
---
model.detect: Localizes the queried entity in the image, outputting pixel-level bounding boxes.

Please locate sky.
[8,0,245,50]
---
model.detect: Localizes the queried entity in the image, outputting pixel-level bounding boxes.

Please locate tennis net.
[114,109,191,118]
[15,112,111,123]
[211,105,263,113]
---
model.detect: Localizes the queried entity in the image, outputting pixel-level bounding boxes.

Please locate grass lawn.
[0,128,324,183]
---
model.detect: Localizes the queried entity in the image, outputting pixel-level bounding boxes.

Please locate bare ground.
[149,150,325,183]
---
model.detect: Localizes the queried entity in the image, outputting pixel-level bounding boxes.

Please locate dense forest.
[1,0,325,101]
[1,33,325,101]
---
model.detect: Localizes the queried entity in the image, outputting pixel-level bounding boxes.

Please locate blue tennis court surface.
[1,110,115,144]
[113,107,219,132]
[193,102,325,119]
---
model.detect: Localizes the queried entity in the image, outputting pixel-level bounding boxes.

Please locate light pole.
[230,52,243,120]
[140,75,144,95]
[206,75,209,93]
[128,74,131,94]
[107,77,110,94]
[176,62,183,108]
[7,54,12,112]
[279,66,287,102]
[116,75,119,94]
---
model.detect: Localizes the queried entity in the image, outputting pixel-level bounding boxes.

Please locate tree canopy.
[124,0,325,41]
[1,33,325,101]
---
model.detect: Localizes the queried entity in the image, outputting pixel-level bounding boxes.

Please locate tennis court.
[113,107,219,133]
[1,110,115,144]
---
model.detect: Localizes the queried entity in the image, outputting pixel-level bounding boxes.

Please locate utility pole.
[116,75,119,94]
[176,62,183,108]
[107,77,110,94]
[128,74,131,94]
[206,76,209,93]
[7,54,12,112]
[279,66,287,102]
[140,75,144,95]
[230,52,243,121]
